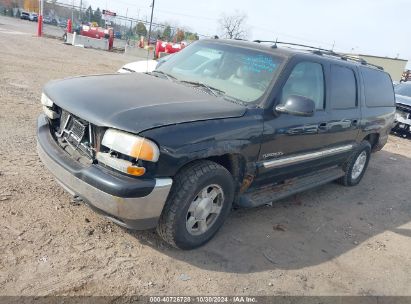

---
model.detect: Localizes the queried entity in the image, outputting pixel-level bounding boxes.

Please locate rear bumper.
[36,114,172,230]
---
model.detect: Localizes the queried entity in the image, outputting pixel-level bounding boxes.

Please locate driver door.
[255,59,334,186]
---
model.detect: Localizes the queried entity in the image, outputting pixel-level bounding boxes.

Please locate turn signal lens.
[126,166,146,176]
[102,129,160,162]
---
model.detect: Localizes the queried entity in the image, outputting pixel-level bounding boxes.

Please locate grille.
[55,109,94,159]
[70,118,86,141]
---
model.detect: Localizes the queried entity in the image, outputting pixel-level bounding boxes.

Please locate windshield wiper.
[147,70,177,81]
[179,80,225,97]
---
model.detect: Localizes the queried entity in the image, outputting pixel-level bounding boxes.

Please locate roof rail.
[253,40,334,52]
[253,40,384,70]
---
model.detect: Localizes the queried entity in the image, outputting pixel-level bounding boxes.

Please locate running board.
[238,166,345,208]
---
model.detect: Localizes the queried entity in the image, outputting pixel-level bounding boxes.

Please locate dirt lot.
[1,16,411,296]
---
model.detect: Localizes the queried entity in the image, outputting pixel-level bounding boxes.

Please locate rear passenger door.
[325,64,361,148]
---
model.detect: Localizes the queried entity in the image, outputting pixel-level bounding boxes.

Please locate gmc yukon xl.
[37,39,395,249]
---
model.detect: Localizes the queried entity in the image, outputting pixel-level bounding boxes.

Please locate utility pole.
[79,0,82,23]
[147,0,155,45]
[125,8,128,38]
[71,0,74,24]
[37,0,44,36]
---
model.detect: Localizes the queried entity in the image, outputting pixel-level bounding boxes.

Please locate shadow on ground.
[129,150,411,273]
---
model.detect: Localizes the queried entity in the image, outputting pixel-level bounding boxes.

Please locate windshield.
[394,83,411,97]
[156,41,283,103]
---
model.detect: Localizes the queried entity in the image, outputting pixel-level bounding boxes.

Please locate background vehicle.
[29,12,38,22]
[20,11,30,20]
[393,82,411,137]
[43,16,52,24]
[115,31,122,39]
[401,70,411,83]
[117,55,173,73]
[58,20,67,28]
[37,39,395,250]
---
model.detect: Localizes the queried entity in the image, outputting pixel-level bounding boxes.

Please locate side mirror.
[275,95,316,117]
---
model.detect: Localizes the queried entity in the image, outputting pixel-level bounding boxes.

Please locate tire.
[337,141,371,186]
[157,160,235,250]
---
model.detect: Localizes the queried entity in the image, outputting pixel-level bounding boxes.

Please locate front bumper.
[36,114,172,230]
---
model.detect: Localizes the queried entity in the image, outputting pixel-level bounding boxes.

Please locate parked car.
[400,70,411,83]
[58,20,67,28]
[117,55,172,73]
[20,11,30,20]
[392,82,411,137]
[29,12,38,22]
[115,31,122,39]
[37,39,395,249]
[43,16,52,24]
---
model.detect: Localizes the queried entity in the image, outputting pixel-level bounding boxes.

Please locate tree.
[185,31,199,41]
[218,11,249,39]
[162,25,171,41]
[135,22,147,37]
[92,7,102,26]
[174,29,185,42]
[85,5,93,22]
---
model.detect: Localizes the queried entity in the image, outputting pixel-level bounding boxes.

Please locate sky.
[71,0,411,67]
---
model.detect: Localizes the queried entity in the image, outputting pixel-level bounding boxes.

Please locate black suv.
[37,39,395,249]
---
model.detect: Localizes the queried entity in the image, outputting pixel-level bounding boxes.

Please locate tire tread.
[157,160,228,248]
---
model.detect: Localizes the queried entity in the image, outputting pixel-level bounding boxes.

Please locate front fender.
[140,110,264,177]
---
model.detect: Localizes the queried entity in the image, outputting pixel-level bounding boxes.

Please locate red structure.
[37,15,43,37]
[155,40,185,58]
[79,25,114,51]
[67,19,72,34]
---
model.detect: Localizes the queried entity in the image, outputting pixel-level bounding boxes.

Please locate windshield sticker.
[242,55,277,73]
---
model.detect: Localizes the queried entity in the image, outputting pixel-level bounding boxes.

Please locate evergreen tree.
[92,7,102,26]
[135,22,147,37]
[162,25,171,41]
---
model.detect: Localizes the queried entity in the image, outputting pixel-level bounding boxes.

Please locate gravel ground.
[1,16,411,297]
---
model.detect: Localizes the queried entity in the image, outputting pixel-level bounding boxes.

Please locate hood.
[395,94,411,107]
[44,73,246,133]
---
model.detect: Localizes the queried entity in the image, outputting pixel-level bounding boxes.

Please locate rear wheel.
[338,141,371,186]
[157,160,234,250]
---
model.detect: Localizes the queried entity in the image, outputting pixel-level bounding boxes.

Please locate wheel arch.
[362,133,380,151]
[173,153,254,198]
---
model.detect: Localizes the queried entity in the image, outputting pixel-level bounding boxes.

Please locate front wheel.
[337,141,371,186]
[157,160,234,250]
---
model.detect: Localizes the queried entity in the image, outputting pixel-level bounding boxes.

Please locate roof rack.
[253,40,384,70]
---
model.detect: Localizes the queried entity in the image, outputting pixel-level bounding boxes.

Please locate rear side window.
[361,67,395,107]
[330,65,357,109]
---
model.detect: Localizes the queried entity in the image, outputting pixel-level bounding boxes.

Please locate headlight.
[41,93,59,119]
[41,93,54,107]
[101,129,160,162]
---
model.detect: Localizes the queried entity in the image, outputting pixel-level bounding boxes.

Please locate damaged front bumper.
[36,114,172,230]
[392,103,411,132]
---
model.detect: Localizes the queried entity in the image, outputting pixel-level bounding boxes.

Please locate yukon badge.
[263,152,284,159]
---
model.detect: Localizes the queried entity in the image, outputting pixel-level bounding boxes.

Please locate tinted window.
[361,67,395,107]
[330,65,357,109]
[281,62,325,110]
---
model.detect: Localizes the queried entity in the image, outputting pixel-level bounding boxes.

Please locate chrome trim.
[262,144,354,169]
[37,143,172,221]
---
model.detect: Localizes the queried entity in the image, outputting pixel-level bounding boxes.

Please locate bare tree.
[218,11,249,39]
